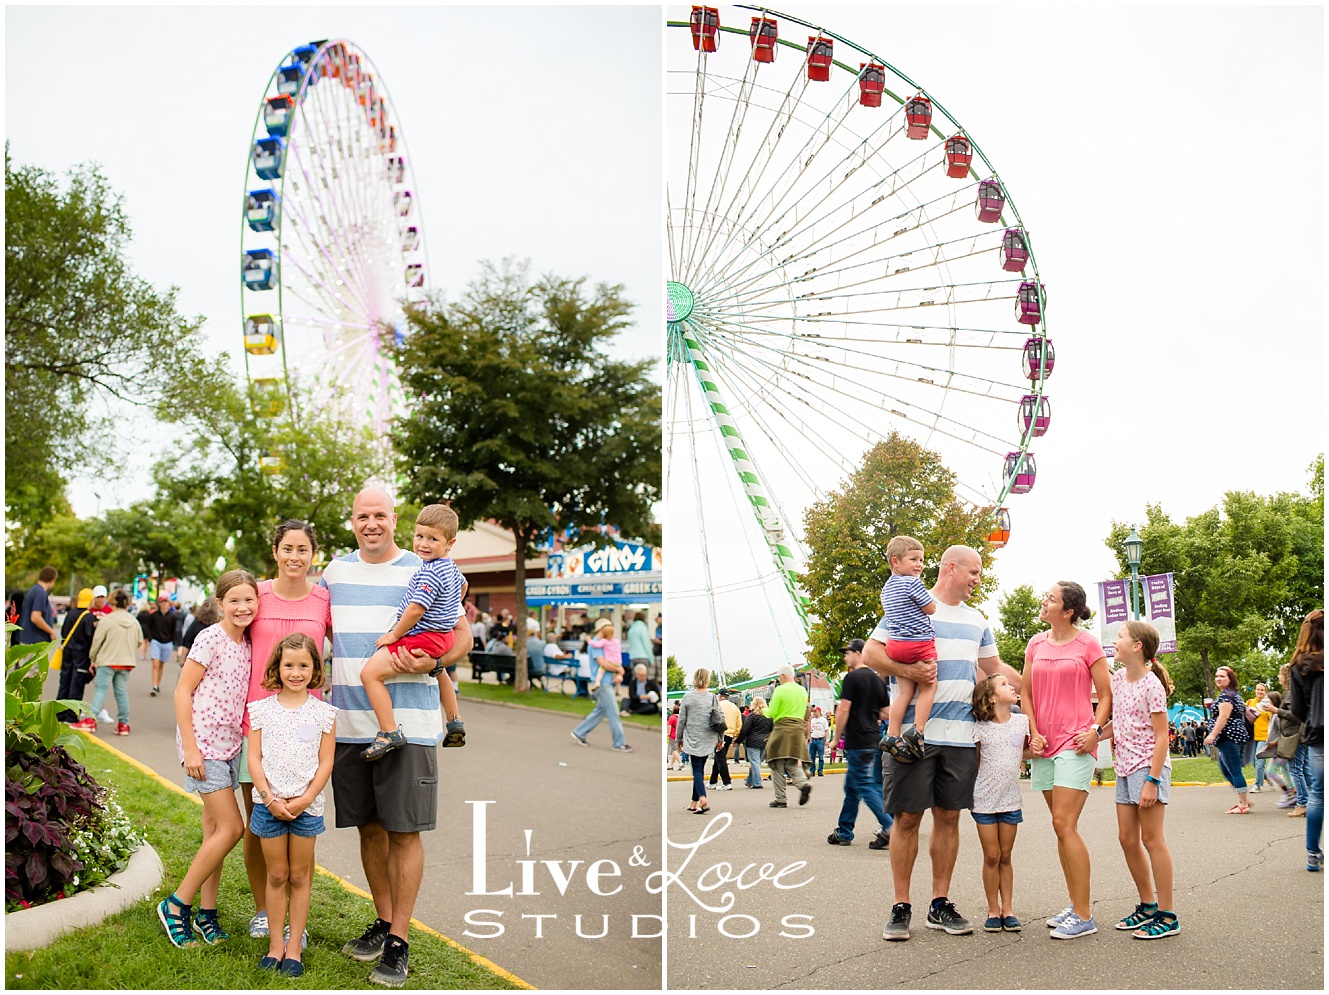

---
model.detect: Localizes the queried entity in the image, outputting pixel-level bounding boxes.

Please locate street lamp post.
[1124,527,1144,621]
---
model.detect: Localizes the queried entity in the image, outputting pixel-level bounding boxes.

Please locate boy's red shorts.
[386,630,456,658]
[885,638,937,664]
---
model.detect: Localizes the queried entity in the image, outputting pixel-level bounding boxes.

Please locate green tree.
[153,355,391,575]
[725,667,753,685]
[393,260,661,692]
[801,432,997,679]
[993,584,1047,670]
[1104,465,1323,699]
[5,151,201,535]
[666,657,686,693]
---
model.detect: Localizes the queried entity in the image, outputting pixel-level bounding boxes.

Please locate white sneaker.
[1250,785,1263,793]
[97,709,113,724]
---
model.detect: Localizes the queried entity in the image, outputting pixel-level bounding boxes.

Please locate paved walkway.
[52,666,663,990]
[666,767,1324,990]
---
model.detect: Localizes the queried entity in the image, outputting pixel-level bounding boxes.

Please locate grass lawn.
[4,741,524,991]
[1091,755,1264,785]
[459,679,663,729]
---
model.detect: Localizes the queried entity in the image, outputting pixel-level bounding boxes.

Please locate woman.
[1022,581,1111,940]
[808,706,828,776]
[240,520,332,943]
[1203,665,1251,814]
[676,667,722,814]
[81,588,140,735]
[1286,609,1323,870]
[734,696,773,788]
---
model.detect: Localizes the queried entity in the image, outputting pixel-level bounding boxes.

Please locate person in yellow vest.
[1247,683,1273,792]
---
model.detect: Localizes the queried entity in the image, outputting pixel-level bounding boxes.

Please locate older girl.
[1023,581,1111,940]
[1103,621,1179,939]
[1286,610,1324,871]
[159,570,259,948]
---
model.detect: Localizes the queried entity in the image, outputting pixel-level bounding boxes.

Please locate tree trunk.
[1200,647,1214,701]
[513,530,530,693]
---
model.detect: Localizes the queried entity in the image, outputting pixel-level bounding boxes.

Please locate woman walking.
[676,668,722,814]
[1286,610,1324,870]
[1022,581,1111,940]
[1202,666,1251,813]
[79,589,140,735]
[734,696,773,788]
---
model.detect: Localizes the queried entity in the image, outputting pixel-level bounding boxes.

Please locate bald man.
[323,487,472,985]
[864,545,1022,942]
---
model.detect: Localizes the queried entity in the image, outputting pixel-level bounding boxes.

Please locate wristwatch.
[1145,774,1162,786]
[428,660,445,678]
[1092,724,1103,737]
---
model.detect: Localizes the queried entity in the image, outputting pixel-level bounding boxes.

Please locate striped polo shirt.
[398,556,464,635]
[879,574,936,641]
[872,597,996,748]
[322,549,443,747]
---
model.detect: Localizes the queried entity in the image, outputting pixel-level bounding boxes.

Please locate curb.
[73,731,537,989]
[5,842,164,952]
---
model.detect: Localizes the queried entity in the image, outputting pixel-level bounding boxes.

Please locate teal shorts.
[1030,749,1095,793]
[237,735,253,784]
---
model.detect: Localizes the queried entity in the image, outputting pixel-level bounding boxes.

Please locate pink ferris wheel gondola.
[1003,452,1037,494]
[976,179,1005,222]
[1018,395,1051,437]
[1000,228,1029,272]
[1015,281,1045,325]
[1023,337,1055,381]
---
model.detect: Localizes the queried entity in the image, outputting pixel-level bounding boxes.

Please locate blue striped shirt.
[879,574,936,641]
[872,598,996,748]
[398,557,464,636]
[321,549,443,747]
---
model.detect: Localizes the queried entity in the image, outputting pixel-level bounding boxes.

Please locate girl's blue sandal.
[1132,912,1180,940]
[157,893,198,948]
[194,908,229,944]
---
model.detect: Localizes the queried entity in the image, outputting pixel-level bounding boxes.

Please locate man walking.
[763,665,813,808]
[864,546,1022,941]
[18,566,58,645]
[323,487,472,986]
[141,595,178,696]
[626,610,655,679]
[827,638,892,850]
[708,689,742,790]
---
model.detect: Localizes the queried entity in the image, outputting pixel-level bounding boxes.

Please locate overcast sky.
[6,5,662,517]
[665,4,1325,676]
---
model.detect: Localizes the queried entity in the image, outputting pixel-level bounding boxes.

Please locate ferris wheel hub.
[666,281,695,323]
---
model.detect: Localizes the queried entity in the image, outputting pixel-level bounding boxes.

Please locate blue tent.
[1168,703,1205,725]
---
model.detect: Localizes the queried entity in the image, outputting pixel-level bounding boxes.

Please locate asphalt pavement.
[52,665,663,991]
[665,767,1324,990]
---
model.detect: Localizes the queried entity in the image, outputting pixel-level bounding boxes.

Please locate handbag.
[1276,716,1303,760]
[709,694,729,735]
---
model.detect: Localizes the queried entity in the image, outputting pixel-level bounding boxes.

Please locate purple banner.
[1097,580,1130,658]
[1143,572,1177,654]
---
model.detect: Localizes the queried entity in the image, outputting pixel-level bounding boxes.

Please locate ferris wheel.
[666,5,1054,668]
[240,39,428,465]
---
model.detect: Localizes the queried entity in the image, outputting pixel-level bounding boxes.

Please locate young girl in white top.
[970,674,1031,932]
[1103,620,1179,940]
[246,633,338,976]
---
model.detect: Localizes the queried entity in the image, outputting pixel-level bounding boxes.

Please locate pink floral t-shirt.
[972,713,1029,814]
[1109,667,1171,777]
[177,624,252,763]
[248,693,337,817]
[1025,630,1106,757]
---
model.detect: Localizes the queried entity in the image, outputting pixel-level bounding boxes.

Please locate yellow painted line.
[79,731,536,990]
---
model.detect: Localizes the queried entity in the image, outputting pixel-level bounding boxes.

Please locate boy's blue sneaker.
[982,916,1003,932]
[443,718,466,748]
[363,727,406,762]
[1050,912,1097,939]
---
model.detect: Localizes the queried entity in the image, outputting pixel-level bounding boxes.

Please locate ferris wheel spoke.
[703,275,1023,319]
[684,65,825,288]
[712,318,1030,401]
[679,56,762,282]
[291,98,379,304]
[280,248,375,325]
[697,312,1014,458]
[280,208,374,318]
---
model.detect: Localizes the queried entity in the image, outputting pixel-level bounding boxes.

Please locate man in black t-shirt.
[828,638,894,848]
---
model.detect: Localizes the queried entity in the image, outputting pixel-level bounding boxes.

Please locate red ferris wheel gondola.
[905,95,932,139]
[750,16,778,62]
[858,62,885,107]
[806,35,833,81]
[690,6,720,52]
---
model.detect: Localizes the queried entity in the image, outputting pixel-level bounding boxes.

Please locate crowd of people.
[668,540,1325,944]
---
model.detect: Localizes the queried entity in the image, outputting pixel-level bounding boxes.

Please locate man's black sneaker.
[867,830,890,851]
[343,918,391,961]
[826,830,851,846]
[926,898,973,935]
[882,902,911,941]
[369,935,409,987]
